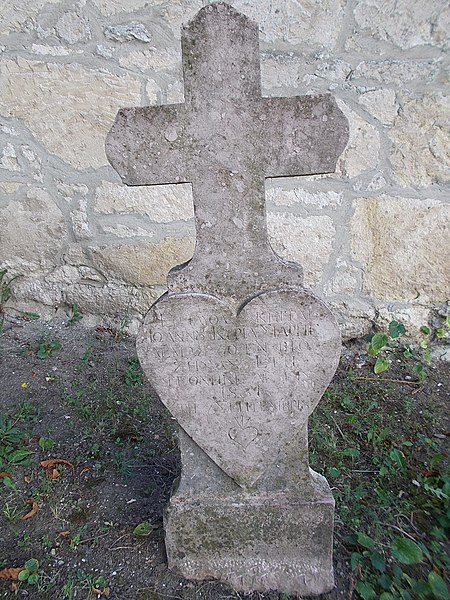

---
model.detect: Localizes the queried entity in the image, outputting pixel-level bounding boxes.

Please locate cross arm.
[262,94,349,178]
[105,105,192,185]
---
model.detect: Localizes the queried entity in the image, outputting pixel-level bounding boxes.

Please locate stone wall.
[0,0,449,338]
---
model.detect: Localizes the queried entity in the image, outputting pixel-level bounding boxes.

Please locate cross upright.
[106,2,349,302]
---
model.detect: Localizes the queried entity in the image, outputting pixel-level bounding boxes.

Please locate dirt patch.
[0,317,448,599]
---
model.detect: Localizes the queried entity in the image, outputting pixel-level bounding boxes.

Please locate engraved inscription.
[137,290,341,486]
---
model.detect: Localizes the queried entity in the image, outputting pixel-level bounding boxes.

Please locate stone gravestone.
[106,3,348,595]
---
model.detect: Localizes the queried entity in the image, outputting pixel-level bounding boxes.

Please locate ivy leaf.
[390,448,407,475]
[428,571,450,599]
[356,581,376,600]
[391,537,423,564]
[368,333,388,356]
[370,551,386,572]
[374,357,390,374]
[355,532,375,549]
[389,320,406,339]
[133,521,153,536]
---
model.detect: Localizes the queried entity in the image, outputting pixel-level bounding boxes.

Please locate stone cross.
[106,3,349,596]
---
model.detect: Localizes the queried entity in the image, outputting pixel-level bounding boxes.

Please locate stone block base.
[164,488,335,595]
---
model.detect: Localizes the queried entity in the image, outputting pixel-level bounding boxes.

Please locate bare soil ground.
[0,317,448,600]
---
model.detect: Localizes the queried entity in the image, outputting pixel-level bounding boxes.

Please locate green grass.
[310,374,449,600]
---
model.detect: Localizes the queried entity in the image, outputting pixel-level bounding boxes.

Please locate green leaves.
[389,321,406,339]
[368,333,389,356]
[374,357,390,374]
[391,537,423,565]
[133,521,153,536]
[428,571,450,599]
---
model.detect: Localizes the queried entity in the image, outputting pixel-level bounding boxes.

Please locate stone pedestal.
[164,429,335,595]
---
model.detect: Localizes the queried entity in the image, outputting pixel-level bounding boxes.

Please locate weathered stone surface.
[166,484,335,595]
[13,265,161,326]
[89,238,195,286]
[107,4,348,594]
[104,22,151,43]
[267,213,335,286]
[358,89,398,125]
[0,181,20,194]
[351,196,450,302]
[101,223,153,238]
[390,94,450,187]
[0,188,65,273]
[0,59,141,170]
[336,100,380,178]
[353,59,441,86]
[56,10,91,44]
[0,0,61,34]
[95,181,194,222]
[162,0,345,48]
[138,291,341,487]
[119,48,179,72]
[353,0,449,50]
[267,185,342,209]
[91,0,164,16]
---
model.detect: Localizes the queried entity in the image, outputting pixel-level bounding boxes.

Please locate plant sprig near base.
[366,317,450,382]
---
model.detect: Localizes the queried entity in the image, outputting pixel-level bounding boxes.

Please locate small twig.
[111,545,135,551]
[347,563,360,600]
[330,414,345,439]
[109,533,127,549]
[79,532,109,545]
[379,522,418,542]
[353,376,421,386]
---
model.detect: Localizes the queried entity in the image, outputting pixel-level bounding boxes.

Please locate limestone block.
[31,45,72,56]
[260,55,300,91]
[267,212,335,286]
[104,23,151,43]
[13,267,161,319]
[56,10,91,44]
[323,259,361,296]
[267,186,342,209]
[119,48,179,72]
[0,59,141,170]
[0,142,20,171]
[358,89,398,126]
[90,0,165,16]
[351,196,450,302]
[353,0,449,50]
[89,238,195,286]
[0,182,20,194]
[101,223,153,238]
[353,59,441,86]
[0,187,66,273]
[0,0,61,35]
[95,181,194,222]
[390,94,450,187]
[335,101,380,178]
[327,299,376,340]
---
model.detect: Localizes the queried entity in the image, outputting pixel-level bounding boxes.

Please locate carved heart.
[137,289,341,488]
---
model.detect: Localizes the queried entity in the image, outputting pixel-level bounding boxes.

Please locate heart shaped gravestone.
[137,290,341,488]
[106,3,348,595]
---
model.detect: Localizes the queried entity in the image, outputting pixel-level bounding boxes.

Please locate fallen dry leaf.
[57,530,70,537]
[40,459,75,473]
[46,468,60,480]
[24,475,32,484]
[92,587,111,598]
[0,568,22,581]
[22,500,39,520]
[0,472,11,479]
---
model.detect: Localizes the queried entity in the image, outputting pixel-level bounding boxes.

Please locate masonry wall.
[0,0,449,339]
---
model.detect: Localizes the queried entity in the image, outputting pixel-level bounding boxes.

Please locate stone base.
[164,485,335,595]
